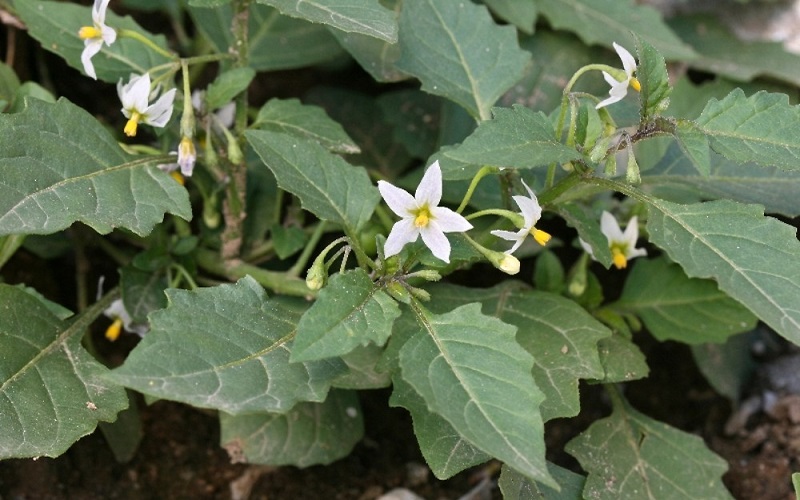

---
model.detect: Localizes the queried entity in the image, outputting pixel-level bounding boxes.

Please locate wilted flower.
[377,161,472,263]
[596,43,640,109]
[78,0,117,80]
[580,210,647,269]
[117,73,176,137]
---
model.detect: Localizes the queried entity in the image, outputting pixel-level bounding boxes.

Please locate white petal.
[622,215,640,245]
[600,211,624,243]
[596,94,624,110]
[378,180,417,218]
[613,42,637,77]
[94,0,111,24]
[102,26,117,46]
[81,41,102,80]
[578,238,596,259]
[415,161,442,207]
[490,229,524,242]
[627,246,648,259]
[513,195,541,227]
[123,73,151,111]
[419,225,451,263]
[430,206,472,233]
[144,88,177,127]
[384,219,419,258]
[602,71,621,87]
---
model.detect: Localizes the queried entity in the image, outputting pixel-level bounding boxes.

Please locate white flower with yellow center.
[103,299,148,341]
[491,180,551,254]
[78,0,117,80]
[580,210,647,269]
[117,73,176,137]
[596,43,641,109]
[378,161,472,263]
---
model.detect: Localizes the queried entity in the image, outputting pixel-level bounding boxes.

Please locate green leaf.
[614,257,757,344]
[500,32,610,113]
[399,302,555,486]
[427,282,609,421]
[536,0,695,60]
[291,269,401,362]
[395,0,531,121]
[442,105,581,174]
[256,0,397,41]
[245,130,380,234]
[16,0,172,83]
[555,203,613,268]
[188,0,230,6]
[0,286,128,459]
[642,141,800,217]
[120,266,168,324]
[0,61,20,111]
[499,462,586,500]
[646,198,800,346]
[189,3,344,71]
[252,98,359,154]
[219,389,363,467]
[108,277,345,414]
[484,0,537,34]
[330,29,407,82]
[673,120,711,176]
[669,15,800,86]
[390,372,491,479]
[635,36,671,120]
[331,344,391,389]
[566,389,731,499]
[691,333,757,405]
[206,68,256,111]
[270,224,307,259]
[596,333,649,383]
[696,89,800,172]
[377,90,442,159]
[0,98,190,237]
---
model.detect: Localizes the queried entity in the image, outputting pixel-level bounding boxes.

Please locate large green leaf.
[291,269,401,362]
[536,0,695,60]
[399,302,555,486]
[635,37,671,121]
[614,257,757,344]
[695,89,800,172]
[499,462,586,500]
[109,277,345,414]
[252,98,359,154]
[669,15,800,86]
[189,3,344,71]
[483,0,537,34]
[642,142,800,218]
[427,282,609,421]
[219,389,363,467]
[245,130,380,234]
[566,389,731,499]
[646,198,800,346]
[0,98,190,237]
[395,0,531,121]
[255,0,397,42]
[16,0,172,83]
[441,105,582,175]
[0,286,128,459]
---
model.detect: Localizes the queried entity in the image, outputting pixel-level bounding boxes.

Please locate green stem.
[457,166,497,214]
[195,248,314,297]
[556,63,616,142]
[537,172,585,206]
[287,221,328,277]
[465,208,520,223]
[118,28,176,60]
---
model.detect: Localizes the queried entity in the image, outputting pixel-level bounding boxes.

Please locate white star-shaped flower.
[117,73,176,137]
[78,0,117,80]
[580,210,647,269]
[103,299,149,340]
[490,180,551,254]
[596,42,641,109]
[378,161,472,263]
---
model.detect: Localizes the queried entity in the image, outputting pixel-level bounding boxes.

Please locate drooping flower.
[177,136,196,176]
[377,161,472,263]
[596,43,641,109]
[78,0,117,80]
[103,299,148,341]
[580,210,647,269]
[490,180,551,254]
[117,73,176,137]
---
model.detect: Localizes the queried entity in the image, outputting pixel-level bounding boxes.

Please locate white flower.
[78,0,117,80]
[596,43,641,109]
[103,299,148,340]
[490,180,551,254]
[117,73,177,137]
[378,161,472,263]
[580,210,647,269]
[177,137,196,176]
[191,90,235,129]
